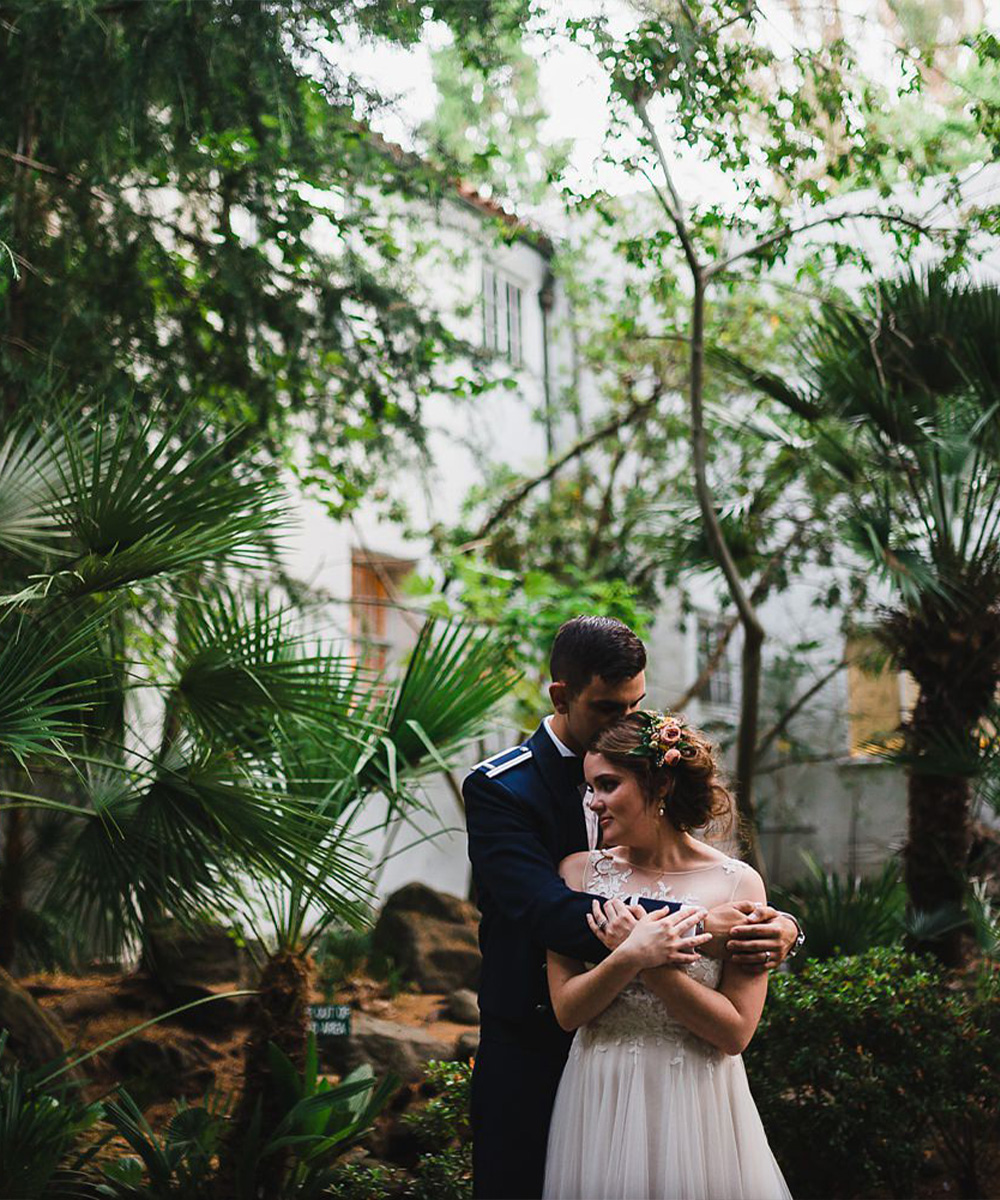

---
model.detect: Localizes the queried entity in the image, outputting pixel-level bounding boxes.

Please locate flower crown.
[628,710,698,769]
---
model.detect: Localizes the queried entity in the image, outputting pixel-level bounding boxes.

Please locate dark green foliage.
[403,1060,472,1200]
[406,1147,470,1200]
[0,0,530,495]
[314,926,406,999]
[95,1094,222,1199]
[747,948,1000,1199]
[316,926,374,995]
[325,1161,399,1200]
[770,854,906,963]
[0,1032,104,1200]
[0,407,517,967]
[95,1036,397,1199]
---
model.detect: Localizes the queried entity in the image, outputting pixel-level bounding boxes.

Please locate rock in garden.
[111,1033,216,1102]
[0,967,69,1070]
[371,882,481,993]
[444,987,480,1024]
[454,1029,479,1059]
[319,1011,455,1084]
[48,986,119,1024]
[165,984,250,1033]
[145,919,245,990]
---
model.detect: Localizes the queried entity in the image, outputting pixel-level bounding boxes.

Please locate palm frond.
[43,407,286,596]
[171,586,376,753]
[770,853,905,962]
[363,619,520,793]
[45,748,369,959]
[0,603,116,764]
[706,345,821,420]
[0,424,71,561]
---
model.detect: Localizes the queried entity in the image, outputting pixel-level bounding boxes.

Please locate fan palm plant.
[0,405,516,1186]
[0,406,291,970]
[214,617,517,1195]
[719,271,1000,963]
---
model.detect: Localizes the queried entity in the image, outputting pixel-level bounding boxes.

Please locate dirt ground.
[19,968,1000,1198]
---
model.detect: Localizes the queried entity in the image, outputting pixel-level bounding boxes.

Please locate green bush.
[95,1036,397,1199]
[0,1033,103,1200]
[403,1060,472,1200]
[746,947,1000,1199]
[324,1161,399,1200]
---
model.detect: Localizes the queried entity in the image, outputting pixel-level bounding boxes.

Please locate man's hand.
[725,902,799,971]
[701,901,798,970]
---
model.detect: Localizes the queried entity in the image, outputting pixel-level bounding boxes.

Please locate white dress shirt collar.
[544,716,599,850]
[543,714,577,758]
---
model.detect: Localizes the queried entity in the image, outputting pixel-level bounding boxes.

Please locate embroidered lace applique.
[582,850,727,1066]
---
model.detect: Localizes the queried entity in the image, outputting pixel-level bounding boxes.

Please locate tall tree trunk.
[897,601,1000,966]
[0,806,26,971]
[905,767,970,966]
[687,273,766,875]
[217,949,312,1199]
[634,100,769,876]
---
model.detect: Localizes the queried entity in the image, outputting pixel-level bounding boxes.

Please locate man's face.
[550,671,647,754]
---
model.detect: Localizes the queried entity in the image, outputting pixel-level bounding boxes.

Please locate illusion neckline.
[598,848,735,875]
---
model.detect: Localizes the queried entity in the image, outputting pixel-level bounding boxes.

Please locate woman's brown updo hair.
[589,711,734,833]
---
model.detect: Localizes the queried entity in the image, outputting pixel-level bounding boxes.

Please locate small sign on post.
[308,1003,352,1039]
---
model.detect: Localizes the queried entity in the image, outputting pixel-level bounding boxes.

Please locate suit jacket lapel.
[528,723,588,852]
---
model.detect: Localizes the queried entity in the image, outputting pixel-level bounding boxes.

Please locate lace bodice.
[575,849,753,1065]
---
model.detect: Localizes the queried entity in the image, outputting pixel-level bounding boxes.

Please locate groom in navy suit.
[464,616,800,1200]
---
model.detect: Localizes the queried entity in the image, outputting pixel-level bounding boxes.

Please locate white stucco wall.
[283,163,1000,904]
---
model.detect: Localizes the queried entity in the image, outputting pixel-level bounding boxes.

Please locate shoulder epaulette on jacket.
[472,744,533,778]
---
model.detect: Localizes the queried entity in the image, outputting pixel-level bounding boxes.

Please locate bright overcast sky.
[328,0,1000,211]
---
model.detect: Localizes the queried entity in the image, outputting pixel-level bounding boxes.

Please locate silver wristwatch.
[777,910,806,959]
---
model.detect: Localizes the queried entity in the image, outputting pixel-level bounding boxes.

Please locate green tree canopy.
[1,0,529,506]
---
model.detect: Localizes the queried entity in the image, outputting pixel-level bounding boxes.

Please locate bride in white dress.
[542,710,791,1200]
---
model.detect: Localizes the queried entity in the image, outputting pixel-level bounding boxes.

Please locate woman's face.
[584,751,659,848]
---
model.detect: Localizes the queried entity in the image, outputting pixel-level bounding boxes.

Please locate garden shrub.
[746,947,1000,1199]
[324,1161,399,1200]
[403,1060,472,1200]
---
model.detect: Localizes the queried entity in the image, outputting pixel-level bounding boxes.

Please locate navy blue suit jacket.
[464,722,679,1030]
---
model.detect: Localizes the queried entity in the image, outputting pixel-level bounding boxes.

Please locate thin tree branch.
[668,523,806,710]
[584,435,629,567]
[634,102,702,279]
[467,386,663,545]
[0,147,113,203]
[754,655,848,761]
[708,208,946,278]
[756,751,850,777]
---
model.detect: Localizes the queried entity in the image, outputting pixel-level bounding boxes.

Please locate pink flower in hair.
[664,747,681,766]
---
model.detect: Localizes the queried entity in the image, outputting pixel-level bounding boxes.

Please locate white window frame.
[695,613,739,710]
[482,264,523,364]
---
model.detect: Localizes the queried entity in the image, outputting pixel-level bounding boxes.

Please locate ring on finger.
[596,918,608,931]
[764,950,771,962]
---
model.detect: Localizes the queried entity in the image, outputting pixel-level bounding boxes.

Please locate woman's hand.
[587,897,643,950]
[607,905,711,969]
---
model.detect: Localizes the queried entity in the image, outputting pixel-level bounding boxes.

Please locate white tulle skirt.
[542,1033,792,1200]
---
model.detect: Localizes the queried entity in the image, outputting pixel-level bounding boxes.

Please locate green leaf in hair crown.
[629,710,697,768]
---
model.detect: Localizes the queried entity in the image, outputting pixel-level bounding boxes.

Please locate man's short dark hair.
[549,616,646,696]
